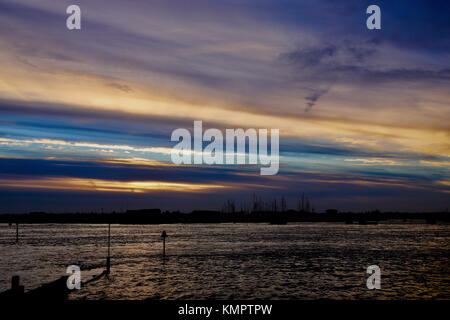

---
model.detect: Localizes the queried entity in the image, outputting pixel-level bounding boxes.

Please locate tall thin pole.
[161,231,168,261]
[163,237,166,257]
[106,223,111,274]
[16,223,19,243]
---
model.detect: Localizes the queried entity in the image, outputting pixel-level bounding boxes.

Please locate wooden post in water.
[161,230,168,259]
[106,223,111,274]
[11,275,24,296]
[16,223,19,243]
[12,275,19,290]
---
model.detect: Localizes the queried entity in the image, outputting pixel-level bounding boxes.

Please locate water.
[0,223,449,299]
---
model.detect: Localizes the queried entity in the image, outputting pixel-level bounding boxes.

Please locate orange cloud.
[0,177,228,193]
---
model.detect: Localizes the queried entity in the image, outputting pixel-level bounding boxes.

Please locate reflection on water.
[0,223,449,299]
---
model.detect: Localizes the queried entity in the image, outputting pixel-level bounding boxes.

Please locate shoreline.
[0,210,448,225]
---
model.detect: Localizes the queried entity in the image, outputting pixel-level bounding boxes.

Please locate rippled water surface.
[0,223,449,299]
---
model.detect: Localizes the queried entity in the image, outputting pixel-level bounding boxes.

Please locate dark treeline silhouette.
[223,194,314,214]
[0,193,448,224]
[0,193,450,225]
[0,209,448,225]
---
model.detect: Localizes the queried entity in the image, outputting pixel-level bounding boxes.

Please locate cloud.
[0,176,230,193]
[280,41,450,85]
[304,89,329,112]
[0,0,449,211]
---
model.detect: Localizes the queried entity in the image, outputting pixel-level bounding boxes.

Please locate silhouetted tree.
[298,193,305,212]
[305,197,310,213]
[222,199,236,214]
[272,198,278,212]
[281,196,286,212]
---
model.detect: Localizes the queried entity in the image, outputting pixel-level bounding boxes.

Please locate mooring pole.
[16,223,19,243]
[106,223,111,274]
[161,231,168,259]
[163,237,165,257]
[11,275,24,297]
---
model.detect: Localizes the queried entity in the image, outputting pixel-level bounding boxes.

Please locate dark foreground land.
[0,209,448,224]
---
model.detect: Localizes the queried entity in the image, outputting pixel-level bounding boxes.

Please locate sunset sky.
[0,0,448,212]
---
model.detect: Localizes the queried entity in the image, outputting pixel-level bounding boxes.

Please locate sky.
[0,0,449,213]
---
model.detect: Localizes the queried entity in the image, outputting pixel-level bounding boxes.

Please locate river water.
[0,222,448,299]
